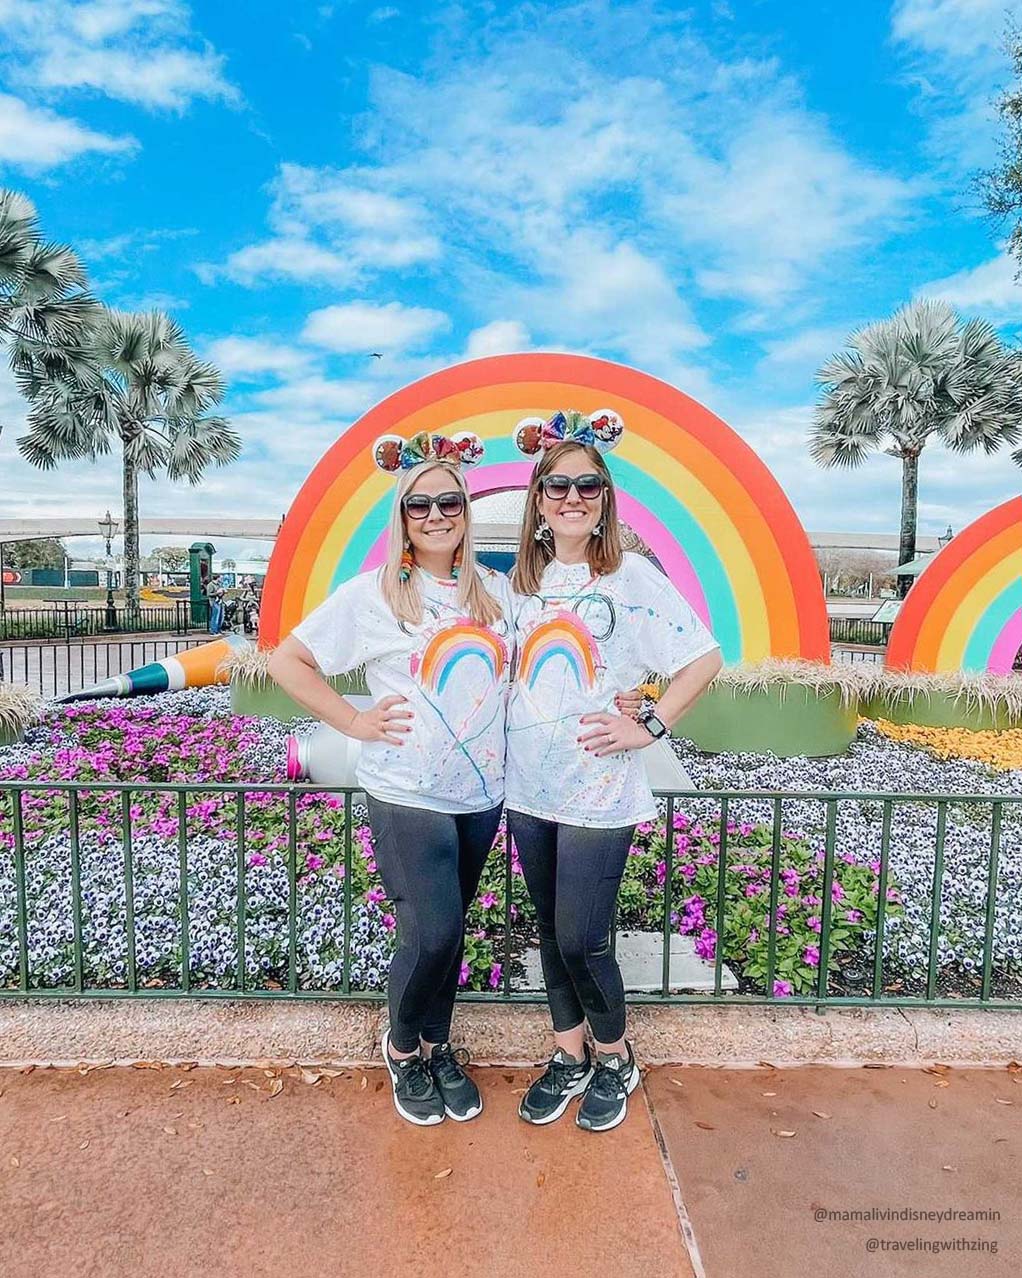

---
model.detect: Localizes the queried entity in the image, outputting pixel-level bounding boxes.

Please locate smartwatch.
[639,711,669,740]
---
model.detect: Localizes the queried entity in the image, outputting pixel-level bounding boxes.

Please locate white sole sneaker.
[518,1067,594,1125]
[382,1029,444,1127]
[576,1062,641,1132]
[443,1096,483,1122]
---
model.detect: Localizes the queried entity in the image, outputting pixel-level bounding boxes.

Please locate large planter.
[0,723,26,747]
[862,690,1021,732]
[230,672,369,721]
[674,682,858,757]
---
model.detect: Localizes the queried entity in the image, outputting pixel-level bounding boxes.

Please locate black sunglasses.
[402,490,466,520]
[539,472,605,501]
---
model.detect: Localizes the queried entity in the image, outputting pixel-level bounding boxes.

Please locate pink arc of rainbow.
[989,609,1022,675]
[362,460,711,625]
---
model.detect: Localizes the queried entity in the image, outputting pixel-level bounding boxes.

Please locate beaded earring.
[399,539,415,584]
[451,541,463,580]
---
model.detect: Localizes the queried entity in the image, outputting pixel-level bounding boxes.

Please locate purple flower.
[366,887,386,905]
[804,945,820,968]
[773,979,793,998]
[488,963,502,989]
[845,909,863,923]
[694,927,716,961]
[478,891,498,910]
[381,913,396,932]
[458,961,471,987]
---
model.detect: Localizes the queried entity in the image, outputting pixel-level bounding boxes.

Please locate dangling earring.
[451,541,463,580]
[399,539,415,584]
[534,519,553,543]
[591,519,605,538]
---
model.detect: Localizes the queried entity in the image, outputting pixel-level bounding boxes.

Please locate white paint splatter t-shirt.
[290,566,513,814]
[505,553,720,828]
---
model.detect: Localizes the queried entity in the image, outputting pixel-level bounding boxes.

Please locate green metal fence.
[0,780,1017,1009]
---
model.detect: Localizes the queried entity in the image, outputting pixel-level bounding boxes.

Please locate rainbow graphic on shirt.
[517,611,600,690]
[414,621,508,693]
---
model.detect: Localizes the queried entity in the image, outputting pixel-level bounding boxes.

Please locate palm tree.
[811,300,1022,595]
[0,188,101,401]
[17,308,241,616]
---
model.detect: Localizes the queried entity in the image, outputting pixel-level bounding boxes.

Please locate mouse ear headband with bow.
[513,408,624,457]
[372,430,485,473]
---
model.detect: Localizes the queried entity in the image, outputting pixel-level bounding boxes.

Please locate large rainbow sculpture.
[260,354,828,663]
[885,496,1022,674]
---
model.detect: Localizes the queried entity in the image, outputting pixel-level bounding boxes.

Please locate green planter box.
[862,691,1021,732]
[674,682,858,757]
[230,673,369,722]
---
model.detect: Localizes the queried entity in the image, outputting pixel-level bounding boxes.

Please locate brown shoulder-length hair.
[512,441,623,595]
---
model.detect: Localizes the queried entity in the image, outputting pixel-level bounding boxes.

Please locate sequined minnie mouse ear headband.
[372,429,485,473]
[513,408,624,456]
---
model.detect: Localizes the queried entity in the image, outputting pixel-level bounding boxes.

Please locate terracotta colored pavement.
[645,1064,1020,1277]
[0,1064,691,1278]
[1,1063,1019,1278]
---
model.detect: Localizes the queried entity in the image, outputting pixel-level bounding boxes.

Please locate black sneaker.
[427,1042,483,1121]
[518,1044,594,1125]
[576,1042,640,1132]
[382,1029,445,1127]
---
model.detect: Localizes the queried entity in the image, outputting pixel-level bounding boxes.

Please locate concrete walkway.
[1,1062,1017,1277]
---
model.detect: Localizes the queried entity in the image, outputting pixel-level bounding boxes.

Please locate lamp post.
[98,509,119,630]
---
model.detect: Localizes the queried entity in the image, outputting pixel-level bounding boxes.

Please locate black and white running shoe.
[518,1044,594,1125]
[576,1041,640,1132]
[382,1029,445,1127]
[427,1042,483,1121]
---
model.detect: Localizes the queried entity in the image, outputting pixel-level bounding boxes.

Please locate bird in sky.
[369,352,383,359]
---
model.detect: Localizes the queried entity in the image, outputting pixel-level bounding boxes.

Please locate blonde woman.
[506,410,722,1133]
[268,431,510,1127]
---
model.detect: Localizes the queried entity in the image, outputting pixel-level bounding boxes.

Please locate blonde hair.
[512,441,623,595]
[379,460,503,627]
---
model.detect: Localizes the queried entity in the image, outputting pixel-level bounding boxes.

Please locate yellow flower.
[870,719,1022,772]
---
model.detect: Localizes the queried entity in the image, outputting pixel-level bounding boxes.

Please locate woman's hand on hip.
[351,695,413,746]
[613,687,644,719]
[578,712,654,757]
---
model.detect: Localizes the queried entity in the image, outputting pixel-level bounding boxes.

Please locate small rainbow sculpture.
[517,612,600,690]
[414,623,508,692]
[885,496,1022,674]
[58,635,249,703]
[258,354,829,665]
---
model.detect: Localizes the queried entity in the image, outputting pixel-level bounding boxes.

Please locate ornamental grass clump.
[0,685,44,739]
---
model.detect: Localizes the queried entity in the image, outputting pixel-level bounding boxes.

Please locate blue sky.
[0,0,1020,563]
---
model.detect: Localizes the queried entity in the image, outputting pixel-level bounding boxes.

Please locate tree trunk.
[122,438,141,624]
[897,450,919,600]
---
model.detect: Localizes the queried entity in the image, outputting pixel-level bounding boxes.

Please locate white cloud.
[0,0,236,113]
[0,91,134,168]
[891,0,1016,172]
[302,302,450,353]
[759,324,856,372]
[246,376,380,417]
[465,320,531,358]
[206,163,441,288]
[204,337,314,381]
[672,109,915,305]
[203,237,355,287]
[915,250,1022,315]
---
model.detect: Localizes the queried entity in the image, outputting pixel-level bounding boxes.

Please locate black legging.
[507,810,634,1044]
[367,796,503,1053]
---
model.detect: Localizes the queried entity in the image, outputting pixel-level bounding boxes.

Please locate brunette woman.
[506,410,722,1132]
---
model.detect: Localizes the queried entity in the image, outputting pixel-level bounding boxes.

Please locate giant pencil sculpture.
[58,634,250,703]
